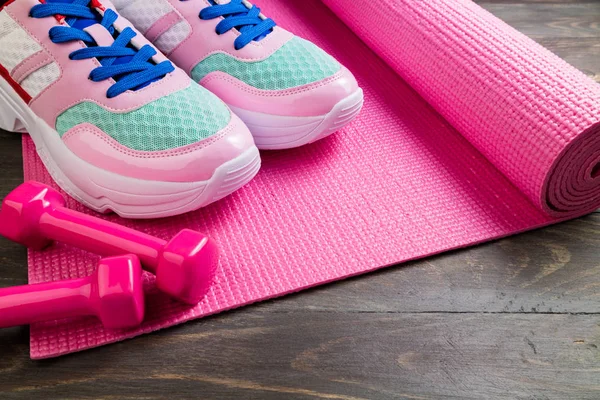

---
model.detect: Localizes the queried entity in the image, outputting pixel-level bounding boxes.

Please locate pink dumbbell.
[0,181,218,305]
[0,255,144,329]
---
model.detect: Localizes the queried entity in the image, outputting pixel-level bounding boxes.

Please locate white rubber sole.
[0,78,261,219]
[230,89,364,150]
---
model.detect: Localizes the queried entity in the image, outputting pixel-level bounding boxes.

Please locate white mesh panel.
[21,62,60,98]
[109,0,131,8]
[154,20,190,54]
[0,24,42,71]
[117,0,172,32]
[0,12,18,40]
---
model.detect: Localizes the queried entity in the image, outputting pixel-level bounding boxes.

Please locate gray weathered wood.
[0,1,599,399]
[0,312,599,399]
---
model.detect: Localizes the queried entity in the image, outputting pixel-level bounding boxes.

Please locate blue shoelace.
[30,0,174,98]
[199,0,276,50]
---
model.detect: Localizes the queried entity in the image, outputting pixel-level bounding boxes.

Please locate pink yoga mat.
[23,0,600,358]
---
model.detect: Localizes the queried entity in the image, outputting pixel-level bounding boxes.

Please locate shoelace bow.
[199,0,276,50]
[30,0,174,98]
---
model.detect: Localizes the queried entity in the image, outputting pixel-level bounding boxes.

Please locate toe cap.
[201,66,360,117]
[62,112,256,183]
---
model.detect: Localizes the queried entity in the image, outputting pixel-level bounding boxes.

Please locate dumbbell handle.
[39,206,165,272]
[0,276,92,328]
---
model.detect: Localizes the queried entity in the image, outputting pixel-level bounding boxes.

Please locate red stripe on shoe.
[0,63,32,103]
[0,0,18,12]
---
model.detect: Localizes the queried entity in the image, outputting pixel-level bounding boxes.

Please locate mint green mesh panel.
[191,37,341,90]
[56,84,230,152]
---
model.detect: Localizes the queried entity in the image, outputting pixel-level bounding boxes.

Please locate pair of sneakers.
[0,0,363,218]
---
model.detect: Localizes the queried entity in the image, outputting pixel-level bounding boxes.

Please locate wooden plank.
[0,132,27,287]
[479,2,600,39]
[0,132,23,199]
[0,313,598,399]
[477,0,596,5]
[0,1,598,399]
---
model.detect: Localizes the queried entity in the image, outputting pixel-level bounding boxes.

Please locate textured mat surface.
[23,0,600,358]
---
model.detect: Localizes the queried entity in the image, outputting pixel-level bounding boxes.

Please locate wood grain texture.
[1,1,600,399]
[1,312,599,400]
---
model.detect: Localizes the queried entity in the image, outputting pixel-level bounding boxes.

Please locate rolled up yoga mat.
[23,0,600,358]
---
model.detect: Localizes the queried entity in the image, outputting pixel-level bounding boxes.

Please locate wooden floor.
[1,1,600,399]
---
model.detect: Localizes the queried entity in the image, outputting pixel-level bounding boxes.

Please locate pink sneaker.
[112,0,364,150]
[0,0,260,219]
